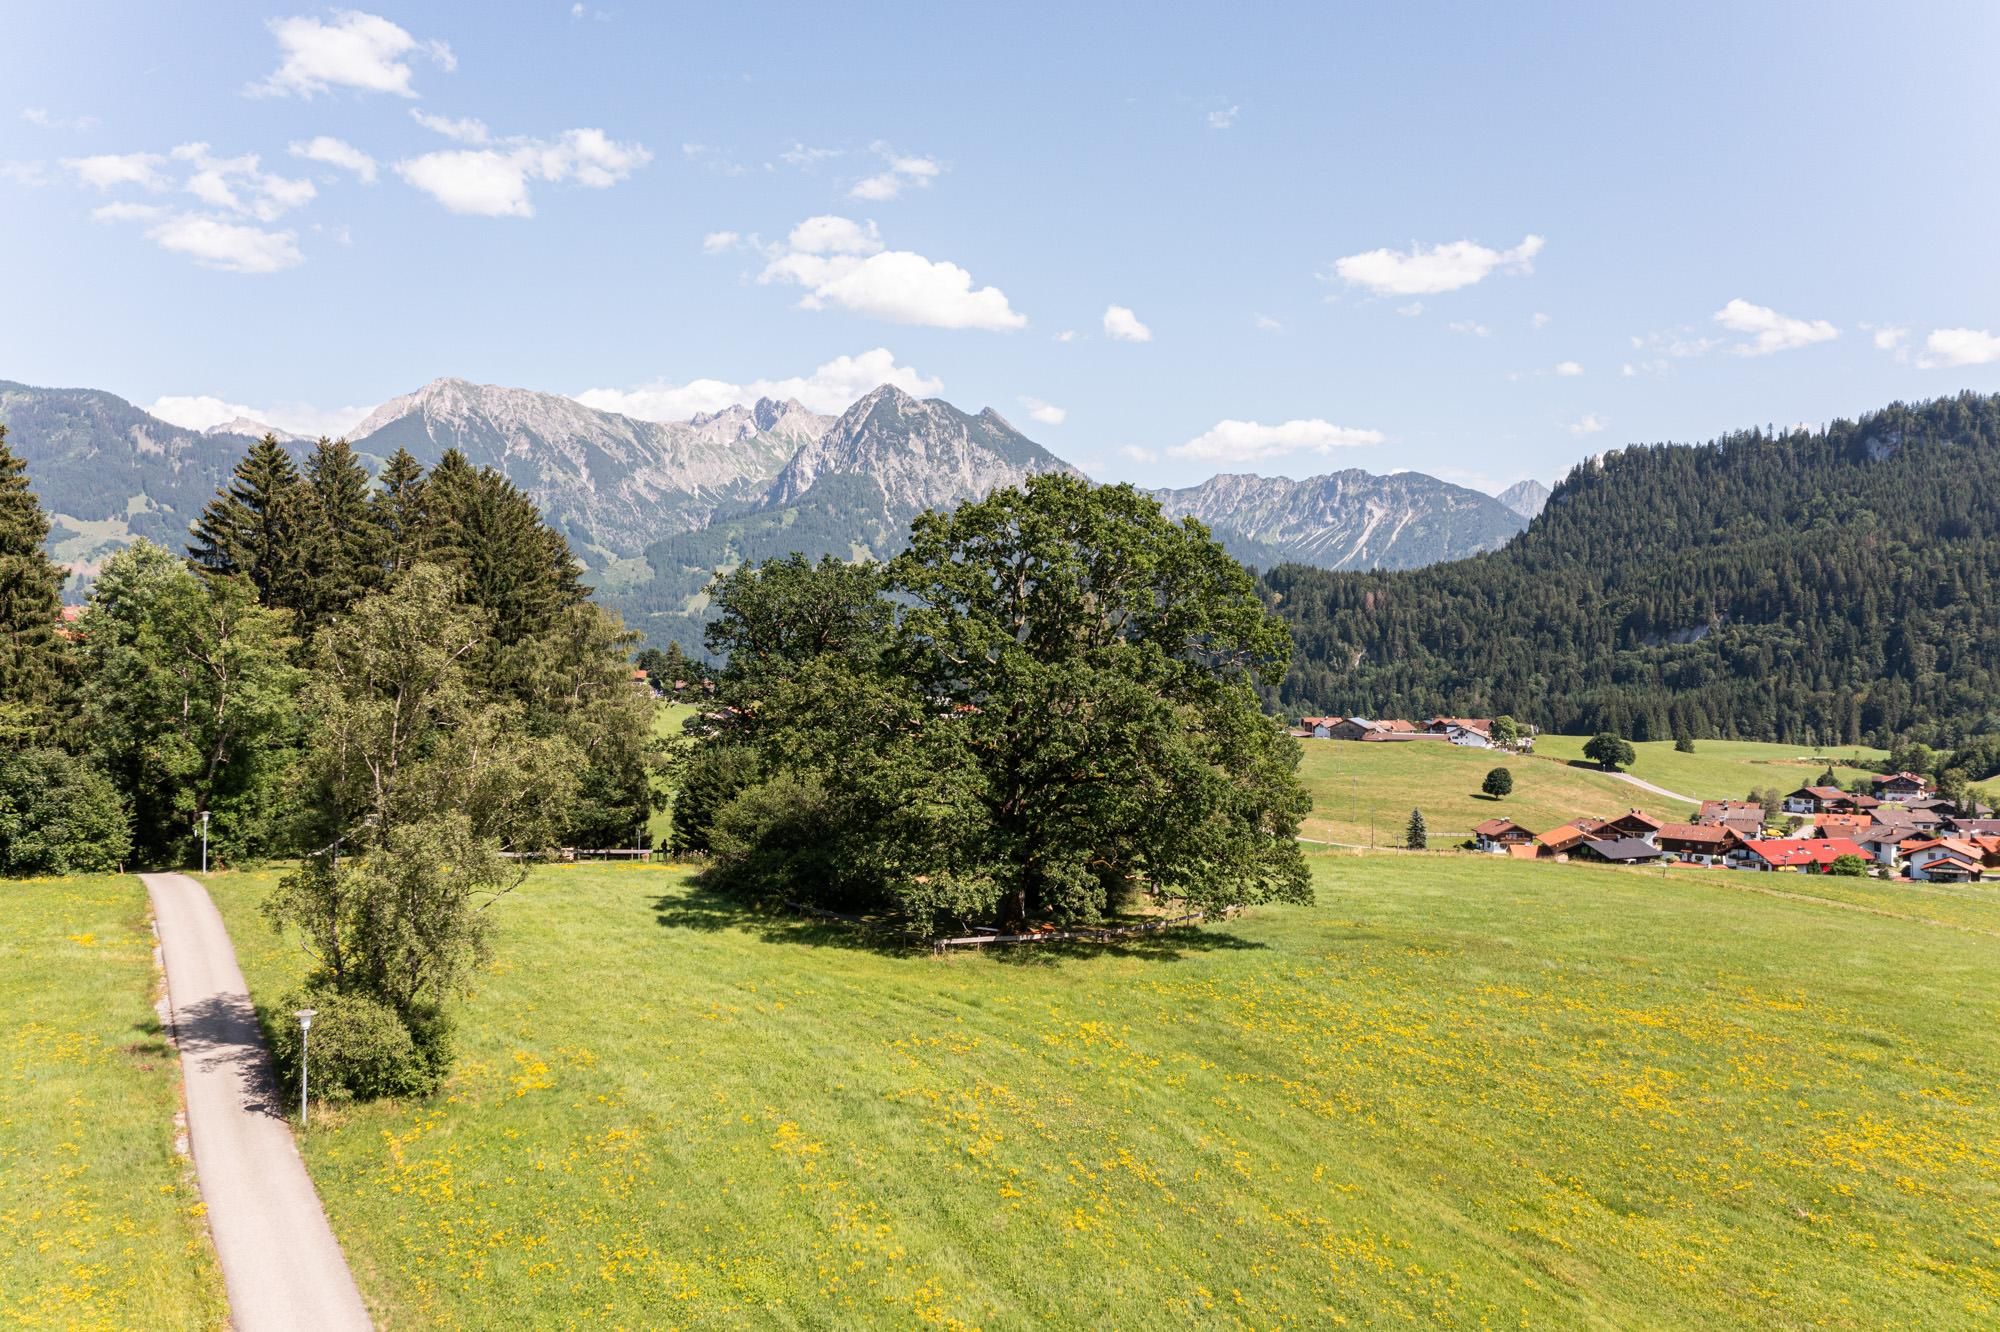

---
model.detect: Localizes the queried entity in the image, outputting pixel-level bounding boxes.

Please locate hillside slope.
[1152,470,1526,570]
[1266,391,2000,746]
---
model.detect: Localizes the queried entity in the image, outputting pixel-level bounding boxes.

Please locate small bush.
[265,988,440,1103]
[1827,854,1868,878]
[709,772,852,903]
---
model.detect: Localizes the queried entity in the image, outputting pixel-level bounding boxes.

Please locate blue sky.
[6,2,2000,492]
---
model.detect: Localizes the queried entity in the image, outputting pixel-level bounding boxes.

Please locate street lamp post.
[295,1009,316,1127]
[200,811,210,874]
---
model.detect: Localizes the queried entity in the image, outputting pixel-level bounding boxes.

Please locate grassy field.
[205,855,2000,1328]
[1531,736,1889,804]
[1,877,226,1330]
[1295,738,1693,844]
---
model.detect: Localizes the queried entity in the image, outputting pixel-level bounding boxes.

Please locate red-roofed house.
[1902,838,1987,882]
[1471,817,1535,854]
[1811,813,1874,841]
[1740,837,1871,873]
[1783,786,1849,816]
[1298,716,1343,738]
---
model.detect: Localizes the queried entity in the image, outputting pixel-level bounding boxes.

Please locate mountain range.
[1,375,1540,648]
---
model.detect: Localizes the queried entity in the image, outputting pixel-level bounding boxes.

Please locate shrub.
[0,748,132,875]
[1482,767,1513,799]
[265,987,441,1103]
[1827,854,1868,878]
[708,772,856,905]
[1674,735,1695,753]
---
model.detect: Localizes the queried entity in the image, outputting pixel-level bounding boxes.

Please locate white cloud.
[784,214,880,255]
[777,143,844,170]
[1871,325,1909,351]
[1448,320,1490,337]
[145,393,366,437]
[1207,104,1240,129]
[1395,302,1424,317]
[171,143,315,222]
[757,216,1025,331]
[1916,327,2000,369]
[1120,445,1159,464]
[1712,298,1838,356]
[1102,304,1152,342]
[21,107,98,131]
[1568,413,1607,436]
[288,135,378,183]
[574,347,942,419]
[1330,234,1544,296]
[1021,398,1066,426]
[95,208,303,274]
[1531,311,1550,329]
[1053,329,1077,343]
[0,160,47,187]
[1554,360,1583,376]
[63,152,169,191]
[396,127,650,217]
[1169,418,1385,462]
[701,229,741,253]
[1253,313,1283,332]
[409,109,491,143]
[847,142,942,201]
[251,10,454,99]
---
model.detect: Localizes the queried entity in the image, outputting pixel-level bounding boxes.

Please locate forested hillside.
[1266,391,2000,748]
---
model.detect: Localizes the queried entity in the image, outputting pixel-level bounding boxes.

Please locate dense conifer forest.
[1265,392,2000,752]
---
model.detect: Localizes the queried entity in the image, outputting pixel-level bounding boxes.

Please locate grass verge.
[0,876,227,1330]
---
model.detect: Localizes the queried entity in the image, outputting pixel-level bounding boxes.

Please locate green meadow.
[0,877,226,1330]
[205,854,2000,1328]
[1529,735,1890,804]
[1293,738,1694,844]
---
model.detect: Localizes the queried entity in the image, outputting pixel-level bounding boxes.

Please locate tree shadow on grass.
[651,880,1270,963]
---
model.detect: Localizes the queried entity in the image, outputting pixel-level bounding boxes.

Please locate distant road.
[1606,770,1700,806]
[142,872,372,1332]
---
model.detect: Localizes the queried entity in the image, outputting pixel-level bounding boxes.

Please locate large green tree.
[703,474,1313,928]
[81,541,299,866]
[296,436,387,630]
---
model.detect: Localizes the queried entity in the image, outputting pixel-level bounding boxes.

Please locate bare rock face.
[351,378,829,554]
[1497,478,1551,519]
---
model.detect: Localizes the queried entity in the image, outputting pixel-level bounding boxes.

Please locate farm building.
[1571,836,1665,866]
[1739,837,1870,874]
[1655,822,1743,864]
[1872,771,1932,801]
[1471,818,1536,854]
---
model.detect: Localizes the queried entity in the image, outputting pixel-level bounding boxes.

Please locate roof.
[1948,819,2000,837]
[1656,822,1738,847]
[1858,822,1923,844]
[1506,843,1541,860]
[1472,817,1532,839]
[1578,836,1664,862]
[1698,800,1762,817]
[1299,716,1344,728]
[1813,813,1874,837]
[1605,808,1663,830]
[1873,771,1931,786]
[1788,786,1848,802]
[1536,822,1594,852]
[1917,856,1981,876]
[1901,837,1983,859]
[1741,837,1869,868]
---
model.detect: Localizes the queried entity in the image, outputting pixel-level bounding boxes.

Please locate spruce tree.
[297,437,386,628]
[190,434,305,611]
[372,448,430,578]
[1405,808,1428,850]
[0,424,69,739]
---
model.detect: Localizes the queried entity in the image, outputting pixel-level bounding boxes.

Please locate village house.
[1902,837,1986,882]
[1655,822,1743,865]
[1946,817,2000,838]
[1533,820,1603,859]
[1855,822,1922,868]
[1597,809,1664,845]
[1809,812,1875,842]
[1782,786,1848,816]
[1872,771,1933,802]
[1297,716,1343,738]
[1739,837,1870,874]
[1572,836,1665,866]
[1470,817,1536,854]
[1695,800,1764,838]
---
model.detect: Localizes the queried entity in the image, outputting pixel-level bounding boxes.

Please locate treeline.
[1265,391,2000,762]
[0,427,658,875]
